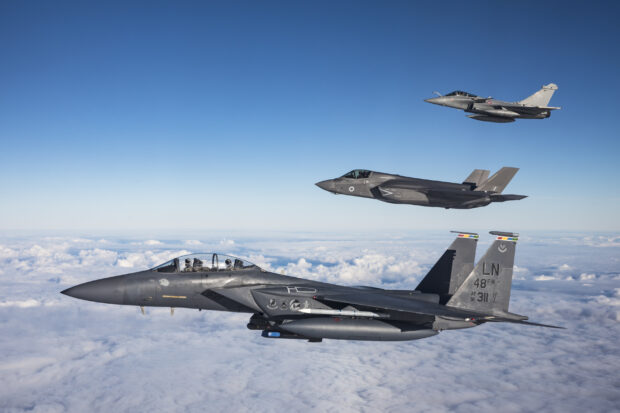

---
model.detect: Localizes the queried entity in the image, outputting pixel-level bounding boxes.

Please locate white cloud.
[185,240,203,246]
[0,233,619,412]
[558,264,572,271]
[0,245,19,260]
[0,299,40,308]
[144,240,162,246]
[513,265,529,280]
[592,288,620,307]
[117,250,191,269]
[534,275,557,281]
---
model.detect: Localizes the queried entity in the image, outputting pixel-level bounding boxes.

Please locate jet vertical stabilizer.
[415,232,478,302]
[476,167,519,193]
[447,232,518,314]
[463,169,490,188]
[518,83,558,107]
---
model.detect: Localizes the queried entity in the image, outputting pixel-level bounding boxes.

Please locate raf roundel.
[348,186,355,192]
[159,278,170,286]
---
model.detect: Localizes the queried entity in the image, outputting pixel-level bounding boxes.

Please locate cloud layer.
[0,232,619,412]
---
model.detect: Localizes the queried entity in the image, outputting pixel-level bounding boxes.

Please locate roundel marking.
[159,278,170,286]
[348,186,355,192]
[498,243,507,253]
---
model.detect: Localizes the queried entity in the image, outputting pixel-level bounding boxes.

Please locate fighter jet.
[315,168,526,209]
[425,83,560,122]
[61,232,561,342]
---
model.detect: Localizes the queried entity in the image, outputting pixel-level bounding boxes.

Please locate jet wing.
[316,291,479,319]
[498,104,560,115]
[315,291,563,327]
[377,180,481,205]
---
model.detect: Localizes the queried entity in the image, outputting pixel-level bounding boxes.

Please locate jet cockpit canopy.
[153,253,259,273]
[341,169,372,179]
[445,91,478,97]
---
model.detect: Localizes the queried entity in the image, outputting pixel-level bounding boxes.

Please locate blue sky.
[1,1,619,231]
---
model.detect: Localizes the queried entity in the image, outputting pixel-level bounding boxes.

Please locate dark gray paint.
[316,168,526,209]
[61,232,561,342]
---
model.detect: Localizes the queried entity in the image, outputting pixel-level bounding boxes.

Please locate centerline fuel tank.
[278,317,438,341]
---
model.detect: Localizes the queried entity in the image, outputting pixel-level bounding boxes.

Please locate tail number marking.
[473,278,487,288]
[482,262,500,276]
[470,292,489,302]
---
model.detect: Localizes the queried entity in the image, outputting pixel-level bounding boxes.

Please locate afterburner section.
[153,253,258,273]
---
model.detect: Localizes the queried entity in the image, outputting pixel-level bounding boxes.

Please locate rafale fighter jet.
[425,83,560,122]
[316,168,526,209]
[61,232,561,342]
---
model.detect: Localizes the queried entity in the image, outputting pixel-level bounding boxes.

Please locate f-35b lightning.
[61,232,561,342]
[316,168,526,209]
[425,83,560,123]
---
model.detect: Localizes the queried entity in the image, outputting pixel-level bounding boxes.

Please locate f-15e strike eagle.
[316,168,526,209]
[425,83,560,123]
[61,232,561,342]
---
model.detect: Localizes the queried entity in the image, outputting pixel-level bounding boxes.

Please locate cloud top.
[0,232,619,412]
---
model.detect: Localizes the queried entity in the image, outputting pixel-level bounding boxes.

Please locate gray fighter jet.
[425,83,560,122]
[61,232,561,342]
[316,168,526,209]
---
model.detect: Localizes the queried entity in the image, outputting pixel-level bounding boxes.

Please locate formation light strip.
[458,233,479,239]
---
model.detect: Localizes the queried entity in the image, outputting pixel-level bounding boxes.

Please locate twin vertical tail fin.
[415,232,478,303]
[463,169,490,188]
[447,232,518,314]
[518,83,558,107]
[476,167,519,193]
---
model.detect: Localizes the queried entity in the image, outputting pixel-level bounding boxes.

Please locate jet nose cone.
[61,276,126,305]
[425,97,441,105]
[315,179,336,193]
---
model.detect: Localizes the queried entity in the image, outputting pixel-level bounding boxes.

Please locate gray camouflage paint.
[425,83,560,122]
[62,232,560,342]
[316,168,526,209]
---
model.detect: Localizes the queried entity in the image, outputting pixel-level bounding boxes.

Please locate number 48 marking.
[473,278,487,288]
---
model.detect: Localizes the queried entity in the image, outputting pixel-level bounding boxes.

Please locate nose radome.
[61,275,126,305]
[425,97,442,105]
[315,180,336,193]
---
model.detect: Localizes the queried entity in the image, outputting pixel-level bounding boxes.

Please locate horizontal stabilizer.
[488,319,565,329]
[489,194,527,202]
